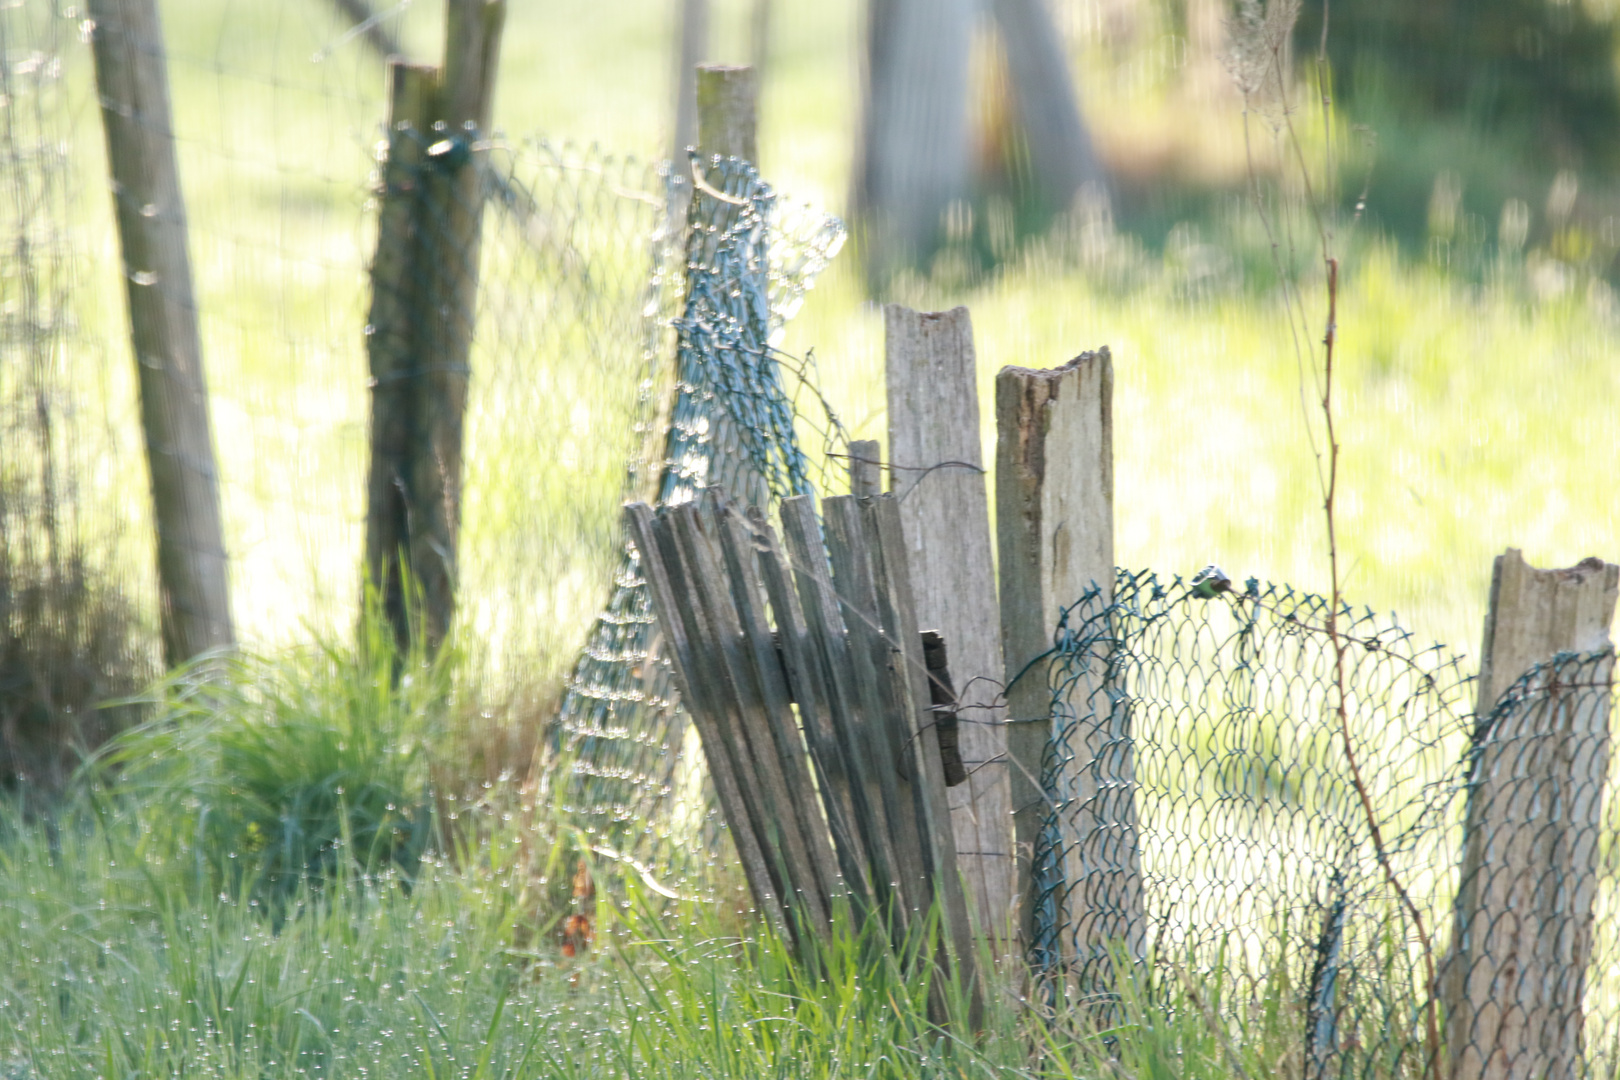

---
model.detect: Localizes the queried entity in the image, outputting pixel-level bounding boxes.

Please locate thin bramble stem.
[1237,13,1445,1078]
[1318,257,1442,1080]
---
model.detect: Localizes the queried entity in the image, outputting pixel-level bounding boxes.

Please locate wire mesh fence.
[0,0,858,817]
[0,0,152,792]
[541,152,850,882]
[1033,567,1620,1079]
[1444,649,1619,1080]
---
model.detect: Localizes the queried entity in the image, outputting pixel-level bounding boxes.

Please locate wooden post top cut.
[1476,549,1619,717]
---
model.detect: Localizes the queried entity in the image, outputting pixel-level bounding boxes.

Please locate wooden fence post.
[994,349,1136,965]
[885,305,1016,948]
[362,0,504,654]
[88,0,233,666]
[363,58,437,649]
[1444,549,1618,1080]
[696,65,758,165]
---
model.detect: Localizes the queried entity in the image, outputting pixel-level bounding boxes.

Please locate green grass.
[0,760,1355,1079]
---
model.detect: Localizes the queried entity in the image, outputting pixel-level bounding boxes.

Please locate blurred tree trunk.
[991,0,1108,215]
[750,0,772,83]
[853,0,976,282]
[672,0,711,160]
[88,0,234,666]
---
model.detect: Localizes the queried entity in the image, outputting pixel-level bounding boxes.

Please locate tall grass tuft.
[84,610,445,913]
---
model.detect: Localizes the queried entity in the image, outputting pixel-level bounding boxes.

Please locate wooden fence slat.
[1445,550,1619,1080]
[780,495,908,920]
[867,494,982,1023]
[885,304,1016,945]
[823,495,932,927]
[711,498,840,929]
[666,505,799,921]
[623,504,785,936]
[751,505,875,907]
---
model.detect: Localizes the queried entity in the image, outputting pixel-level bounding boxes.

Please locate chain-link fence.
[1033,568,1620,1079]
[1444,649,1620,1080]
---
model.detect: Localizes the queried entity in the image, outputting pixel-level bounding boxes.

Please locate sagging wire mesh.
[457,138,684,703]
[543,154,849,881]
[1033,568,1477,1077]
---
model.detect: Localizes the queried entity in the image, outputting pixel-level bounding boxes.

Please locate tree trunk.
[88,0,234,666]
[854,0,975,281]
[991,0,1108,214]
[672,0,711,160]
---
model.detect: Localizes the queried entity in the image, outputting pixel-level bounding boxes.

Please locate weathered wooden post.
[847,438,882,497]
[696,65,758,165]
[88,0,234,666]
[994,349,1138,967]
[362,0,505,654]
[1444,550,1618,1080]
[885,305,1016,947]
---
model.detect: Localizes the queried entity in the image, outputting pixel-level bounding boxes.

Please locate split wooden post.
[994,349,1135,964]
[848,438,882,497]
[362,0,505,654]
[885,305,1016,947]
[1444,550,1618,1080]
[88,0,234,666]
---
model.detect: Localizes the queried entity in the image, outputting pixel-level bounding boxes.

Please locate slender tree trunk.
[854,0,975,282]
[750,0,773,84]
[88,0,234,666]
[672,0,711,160]
[991,0,1108,214]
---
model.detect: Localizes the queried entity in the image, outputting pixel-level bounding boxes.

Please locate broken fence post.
[1445,549,1618,1080]
[994,348,1140,971]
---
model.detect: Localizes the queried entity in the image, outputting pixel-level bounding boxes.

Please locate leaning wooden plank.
[752,506,875,908]
[666,503,797,925]
[1445,550,1618,1080]
[779,495,905,919]
[885,304,1015,947]
[822,495,931,923]
[868,494,981,1024]
[710,496,839,932]
[624,504,785,936]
